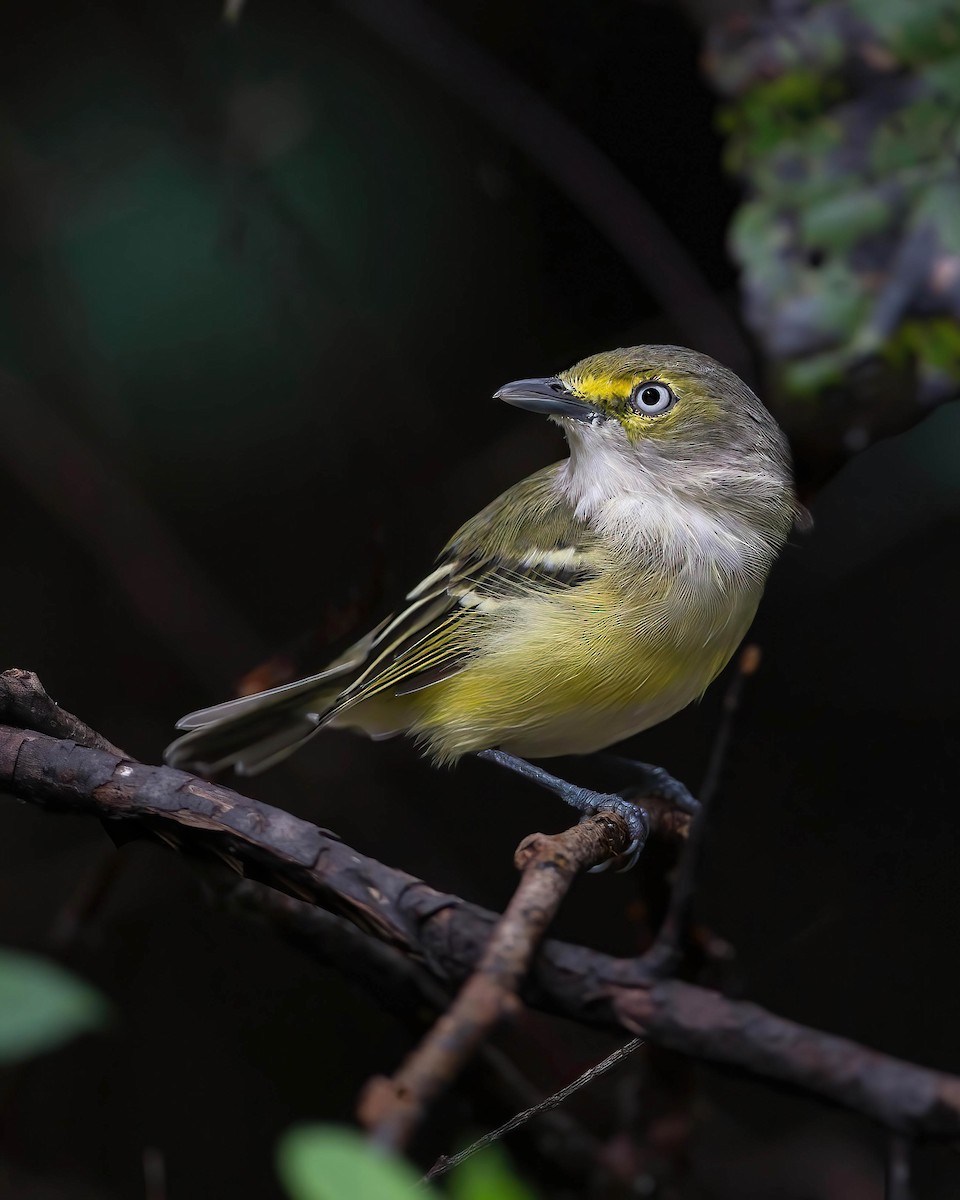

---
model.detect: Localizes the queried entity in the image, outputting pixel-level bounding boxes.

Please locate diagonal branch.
[231,882,604,1183]
[358,814,631,1150]
[2,669,960,1143]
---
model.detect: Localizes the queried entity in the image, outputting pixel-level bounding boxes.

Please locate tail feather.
[165,712,324,776]
[164,668,344,775]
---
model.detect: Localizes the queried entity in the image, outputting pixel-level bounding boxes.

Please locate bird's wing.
[164,463,596,775]
[328,463,598,712]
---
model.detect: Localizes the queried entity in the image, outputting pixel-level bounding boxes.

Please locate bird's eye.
[630,382,676,416]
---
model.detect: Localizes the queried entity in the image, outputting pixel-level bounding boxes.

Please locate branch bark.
[358,815,630,1149]
[2,669,960,1143]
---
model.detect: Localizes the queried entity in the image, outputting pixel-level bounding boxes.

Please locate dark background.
[1,1,959,1197]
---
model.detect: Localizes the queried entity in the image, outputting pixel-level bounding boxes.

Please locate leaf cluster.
[708,0,960,396]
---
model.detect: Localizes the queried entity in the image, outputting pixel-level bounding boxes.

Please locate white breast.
[555,422,778,588]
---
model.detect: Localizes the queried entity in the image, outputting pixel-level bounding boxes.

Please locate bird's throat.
[557,424,784,581]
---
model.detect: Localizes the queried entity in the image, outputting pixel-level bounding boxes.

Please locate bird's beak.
[495,377,602,423]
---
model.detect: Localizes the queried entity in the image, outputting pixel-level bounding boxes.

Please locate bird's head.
[496,344,795,515]
[497,345,781,458]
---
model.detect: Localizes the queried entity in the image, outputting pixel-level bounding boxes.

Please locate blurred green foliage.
[708,0,960,397]
[277,1125,536,1200]
[446,1144,537,1200]
[0,15,502,482]
[277,1126,424,1200]
[0,947,107,1064]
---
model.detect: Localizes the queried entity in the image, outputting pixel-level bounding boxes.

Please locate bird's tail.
[163,670,345,776]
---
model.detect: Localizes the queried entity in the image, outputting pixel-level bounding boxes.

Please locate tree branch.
[2,669,960,1144]
[358,814,631,1149]
[230,882,605,1182]
[0,668,125,756]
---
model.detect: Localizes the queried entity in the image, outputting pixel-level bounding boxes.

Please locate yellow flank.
[343,563,760,763]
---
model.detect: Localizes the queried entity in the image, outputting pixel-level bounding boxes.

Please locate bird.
[165,345,801,849]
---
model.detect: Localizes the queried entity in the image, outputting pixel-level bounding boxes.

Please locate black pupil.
[641,387,663,407]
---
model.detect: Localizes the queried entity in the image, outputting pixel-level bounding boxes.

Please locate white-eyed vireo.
[166,346,799,847]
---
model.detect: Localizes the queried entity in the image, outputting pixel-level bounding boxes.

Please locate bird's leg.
[588,753,701,816]
[477,748,650,871]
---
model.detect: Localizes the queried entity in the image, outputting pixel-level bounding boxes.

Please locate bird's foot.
[477,748,649,872]
[590,753,700,815]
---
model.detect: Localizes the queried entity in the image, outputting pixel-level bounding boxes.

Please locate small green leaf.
[277,1126,431,1200]
[851,0,960,65]
[870,99,956,175]
[911,180,960,256]
[800,188,891,255]
[449,1147,537,1200]
[890,319,960,377]
[782,347,852,394]
[0,948,108,1064]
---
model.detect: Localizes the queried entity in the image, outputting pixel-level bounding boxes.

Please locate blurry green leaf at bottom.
[0,948,108,1064]
[449,1145,537,1200]
[277,1126,431,1200]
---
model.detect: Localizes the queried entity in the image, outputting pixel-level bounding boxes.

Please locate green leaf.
[449,1147,537,1200]
[850,0,960,66]
[800,188,892,255]
[890,319,960,377]
[870,99,957,175]
[782,345,858,394]
[277,1126,431,1200]
[0,948,108,1064]
[912,180,960,256]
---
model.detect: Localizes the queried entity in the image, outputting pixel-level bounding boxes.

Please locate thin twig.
[423,1037,644,1183]
[231,883,602,1183]
[699,643,762,806]
[640,644,762,977]
[357,814,632,1150]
